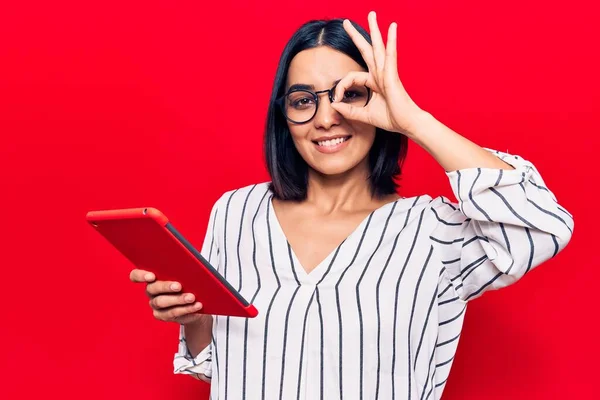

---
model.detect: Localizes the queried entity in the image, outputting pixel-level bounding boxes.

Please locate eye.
[287,92,316,110]
[293,98,313,107]
[341,86,369,104]
[344,90,358,99]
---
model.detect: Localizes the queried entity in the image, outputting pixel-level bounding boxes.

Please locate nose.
[313,91,341,130]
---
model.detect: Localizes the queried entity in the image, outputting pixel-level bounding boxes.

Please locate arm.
[332,13,574,300]
[404,104,573,301]
[174,321,213,383]
[173,196,222,382]
[407,111,514,172]
[183,318,212,358]
[429,148,574,301]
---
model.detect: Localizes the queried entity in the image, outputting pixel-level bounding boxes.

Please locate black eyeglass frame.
[276,82,372,124]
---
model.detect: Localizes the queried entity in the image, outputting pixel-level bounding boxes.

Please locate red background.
[1,0,598,399]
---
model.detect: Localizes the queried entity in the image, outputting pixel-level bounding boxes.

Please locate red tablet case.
[86,207,258,318]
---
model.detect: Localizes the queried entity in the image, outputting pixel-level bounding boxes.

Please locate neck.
[305,159,374,213]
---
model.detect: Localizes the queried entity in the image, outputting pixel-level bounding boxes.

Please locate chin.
[309,156,367,177]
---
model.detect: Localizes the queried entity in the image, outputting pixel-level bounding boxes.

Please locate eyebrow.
[287,78,342,92]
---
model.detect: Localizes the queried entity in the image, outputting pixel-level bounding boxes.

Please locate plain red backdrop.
[0,0,598,398]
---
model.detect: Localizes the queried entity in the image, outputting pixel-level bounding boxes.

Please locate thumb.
[330,102,369,123]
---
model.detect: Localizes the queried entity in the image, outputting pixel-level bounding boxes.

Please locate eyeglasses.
[276,82,371,124]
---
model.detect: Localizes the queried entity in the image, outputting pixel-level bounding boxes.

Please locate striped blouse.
[172,149,573,400]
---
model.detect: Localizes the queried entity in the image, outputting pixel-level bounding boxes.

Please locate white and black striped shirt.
[173,149,573,400]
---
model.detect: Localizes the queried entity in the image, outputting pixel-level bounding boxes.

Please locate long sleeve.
[174,324,213,380]
[430,149,574,301]
[172,196,222,380]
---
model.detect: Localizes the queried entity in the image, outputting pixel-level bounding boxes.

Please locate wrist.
[184,313,212,327]
[183,316,213,357]
[396,109,436,140]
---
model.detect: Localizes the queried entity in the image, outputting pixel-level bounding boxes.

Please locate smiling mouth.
[312,135,352,147]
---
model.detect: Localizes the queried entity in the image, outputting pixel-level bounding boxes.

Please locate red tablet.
[86,207,258,318]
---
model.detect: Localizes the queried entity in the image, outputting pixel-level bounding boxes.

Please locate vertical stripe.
[211,333,218,400]
[208,202,221,400]
[498,223,516,276]
[499,222,511,253]
[551,234,559,258]
[356,202,398,399]
[225,185,256,397]
[316,288,325,400]
[375,197,420,399]
[208,208,219,263]
[242,189,270,396]
[524,227,535,273]
[456,170,464,214]
[407,246,434,399]
[468,168,493,221]
[335,213,375,399]
[222,189,238,400]
[494,169,503,187]
[237,184,257,291]
[419,335,438,400]
[223,190,238,277]
[392,209,426,400]
[224,185,256,398]
[414,286,438,371]
[296,292,317,400]
[261,198,283,399]
[278,244,302,400]
[315,243,345,399]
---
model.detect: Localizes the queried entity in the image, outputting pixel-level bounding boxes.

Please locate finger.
[146,280,182,297]
[153,302,203,321]
[368,11,386,71]
[334,71,375,103]
[149,293,196,310]
[130,269,155,283]
[330,101,369,124]
[342,19,376,71]
[385,22,398,79]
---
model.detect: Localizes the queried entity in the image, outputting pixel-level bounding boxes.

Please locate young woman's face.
[284,46,376,177]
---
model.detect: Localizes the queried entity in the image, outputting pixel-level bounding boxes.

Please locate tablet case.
[86,207,258,318]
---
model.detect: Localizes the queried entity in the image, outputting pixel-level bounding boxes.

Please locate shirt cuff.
[173,324,212,378]
[445,148,540,217]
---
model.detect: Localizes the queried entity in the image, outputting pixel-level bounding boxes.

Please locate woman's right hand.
[129,269,211,326]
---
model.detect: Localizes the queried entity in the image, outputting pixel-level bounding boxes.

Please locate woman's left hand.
[331,11,426,137]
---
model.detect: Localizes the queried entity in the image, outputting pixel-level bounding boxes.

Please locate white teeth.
[317,137,347,147]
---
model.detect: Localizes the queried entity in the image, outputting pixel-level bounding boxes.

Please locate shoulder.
[427,195,460,218]
[211,181,272,212]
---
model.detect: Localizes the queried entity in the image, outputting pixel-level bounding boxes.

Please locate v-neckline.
[267,193,402,284]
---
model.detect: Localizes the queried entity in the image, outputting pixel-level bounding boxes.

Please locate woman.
[130,12,573,399]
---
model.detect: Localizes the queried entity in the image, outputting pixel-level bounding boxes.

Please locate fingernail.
[144,273,154,281]
[185,294,194,303]
[194,302,202,309]
[171,283,181,291]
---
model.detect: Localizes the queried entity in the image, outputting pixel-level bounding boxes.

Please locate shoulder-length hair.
[265,18,408,201]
